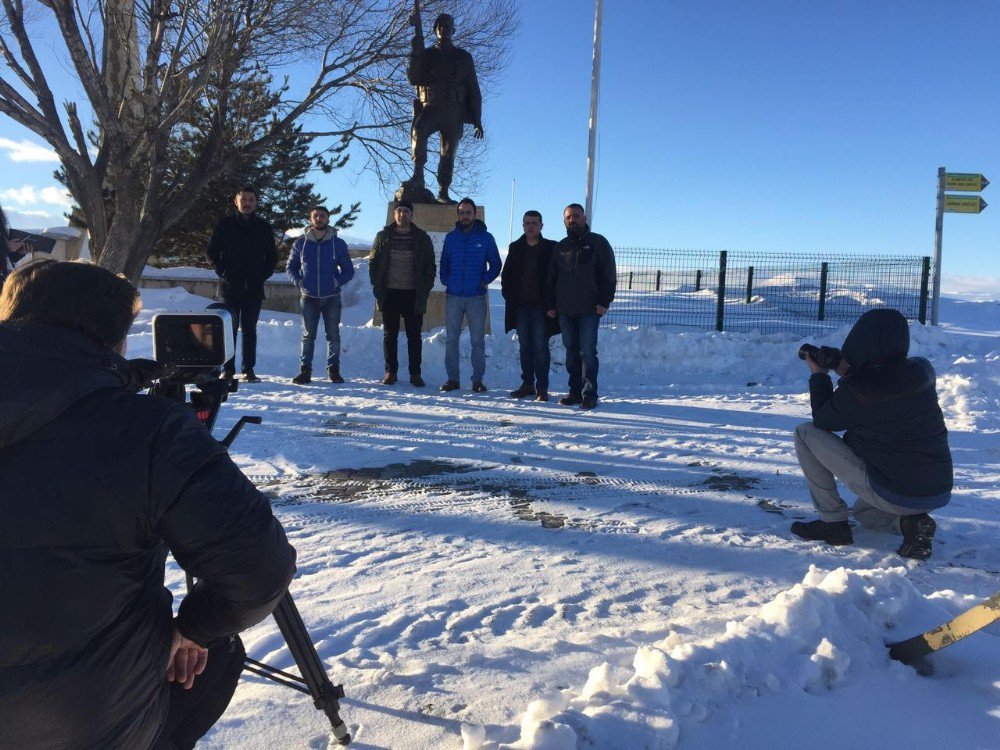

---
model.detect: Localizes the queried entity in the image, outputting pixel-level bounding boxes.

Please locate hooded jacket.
[286,226,355,298]
[0,321,296,749]
[545,225,617,316]
[808,308,953,509]
[440,219,501,297]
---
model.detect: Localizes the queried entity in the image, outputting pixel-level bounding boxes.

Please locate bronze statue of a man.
[399,11,483,205]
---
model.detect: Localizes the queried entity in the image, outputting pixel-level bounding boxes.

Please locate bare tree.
[0,0,518,281]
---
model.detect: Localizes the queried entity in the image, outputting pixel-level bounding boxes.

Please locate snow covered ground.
[127,280,1000,750]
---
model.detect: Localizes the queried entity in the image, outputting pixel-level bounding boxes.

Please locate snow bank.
[503,566,954,750]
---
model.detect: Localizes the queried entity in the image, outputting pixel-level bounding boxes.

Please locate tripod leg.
[270,592,351,746]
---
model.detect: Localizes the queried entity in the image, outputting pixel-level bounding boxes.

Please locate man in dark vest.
[501,210,559,401]
[206,186,278,382]
[405,12,484,204]
[546,203,617,410]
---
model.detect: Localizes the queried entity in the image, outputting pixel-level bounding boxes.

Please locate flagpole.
[584,0,603,221]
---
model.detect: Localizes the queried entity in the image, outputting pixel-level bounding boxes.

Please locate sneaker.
[472,381,488,393]
[242,369,261,383]
[328,367,344,383]
[509,384,535,399]
[439,380,460,392]
[790,519,854,546]
[382,372,398,385]
[898,513,936,560]
[291,368,312,385]
[411,374,426,387]
[580,398,598,410]
[535,390,549,402]
[558,394,583,406]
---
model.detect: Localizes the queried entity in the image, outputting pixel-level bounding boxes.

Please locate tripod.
[150,375,351,746]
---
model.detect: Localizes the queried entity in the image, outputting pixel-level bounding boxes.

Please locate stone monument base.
[373,201,490,334]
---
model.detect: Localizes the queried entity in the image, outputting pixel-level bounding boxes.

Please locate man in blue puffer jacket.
[439,197,501,392]
[287,206,355,383]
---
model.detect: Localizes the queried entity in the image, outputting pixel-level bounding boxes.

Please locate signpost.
[943,195,988,214]
[932,167,990,325]
[945,173,990,192]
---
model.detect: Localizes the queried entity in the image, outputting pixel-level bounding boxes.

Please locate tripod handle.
[221,416,262,448]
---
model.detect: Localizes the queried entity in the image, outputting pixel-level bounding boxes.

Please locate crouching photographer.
[0,260,296,749]
[791,308,953,560]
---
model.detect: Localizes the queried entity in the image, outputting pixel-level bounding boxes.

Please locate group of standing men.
[204,187,618,409]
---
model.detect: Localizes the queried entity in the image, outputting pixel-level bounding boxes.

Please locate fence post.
[695,270,702,292]
[745,265,754,303]
[715,251,727,331]
[655,270,661,291]
[628,271,633,290]
[817,262,829,321]
[918,256,931,324]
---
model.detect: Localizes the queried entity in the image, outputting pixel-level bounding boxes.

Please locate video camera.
[152,304,235,376]
[146,305,237,432]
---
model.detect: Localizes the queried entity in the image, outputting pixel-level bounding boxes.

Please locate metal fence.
[603,248,932,334]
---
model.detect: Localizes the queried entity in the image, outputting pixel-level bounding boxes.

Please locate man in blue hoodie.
[439,197,501,392]
[286,206,355,384]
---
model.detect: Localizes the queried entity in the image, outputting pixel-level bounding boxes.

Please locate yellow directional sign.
[944,195,988,214]
[945,173,990,192]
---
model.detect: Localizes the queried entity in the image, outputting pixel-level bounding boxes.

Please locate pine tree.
[149,74,360,268]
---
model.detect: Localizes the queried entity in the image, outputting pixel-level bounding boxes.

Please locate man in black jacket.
[501,210,559,401]
[206,186,278,382]
[545,203,616,410]
[0,260,296,749]
[790,308,953,559]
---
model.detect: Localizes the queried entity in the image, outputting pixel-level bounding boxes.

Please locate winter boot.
[898,513,936,560]
[291,368,311,385]
[509,384,535,398]
[328,367,344,383]
[242,368,261,383]
[790,519,854,546]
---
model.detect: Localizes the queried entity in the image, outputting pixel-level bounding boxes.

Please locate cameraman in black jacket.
[790,308,953,559]
[0,260,296,749]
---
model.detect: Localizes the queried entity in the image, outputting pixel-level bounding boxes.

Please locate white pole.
[931,166,945,325]
[508,178,516,245]
[584,0,603,221]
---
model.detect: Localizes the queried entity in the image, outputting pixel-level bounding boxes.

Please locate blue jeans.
[445,294,488,382]
[515,304,550,391]
[559,313,600,400]
[299,294,342,369]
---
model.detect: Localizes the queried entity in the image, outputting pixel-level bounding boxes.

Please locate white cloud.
[3,207,64,231]
[0,184,72,208]
[0,137,59,162]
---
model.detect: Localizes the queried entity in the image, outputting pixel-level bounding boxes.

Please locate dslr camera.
[798,343,843,371]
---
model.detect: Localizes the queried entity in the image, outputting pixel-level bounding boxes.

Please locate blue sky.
[2,0,997,283]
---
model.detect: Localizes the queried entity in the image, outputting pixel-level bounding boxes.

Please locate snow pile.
[503,566,944,750]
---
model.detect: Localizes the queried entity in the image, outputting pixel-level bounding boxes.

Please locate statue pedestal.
[373,202,490,333]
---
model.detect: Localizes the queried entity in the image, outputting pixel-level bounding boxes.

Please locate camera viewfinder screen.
[153,315,226,367]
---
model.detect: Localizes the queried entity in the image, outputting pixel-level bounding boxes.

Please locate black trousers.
[152,635,246,750]
[382,288,423,376]
[222,294,263,373]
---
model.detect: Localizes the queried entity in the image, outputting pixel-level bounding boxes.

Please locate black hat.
[395,200,414,212]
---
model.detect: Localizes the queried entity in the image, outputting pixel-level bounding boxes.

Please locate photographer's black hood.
[841,308,909,371]
[0,321,130,450]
